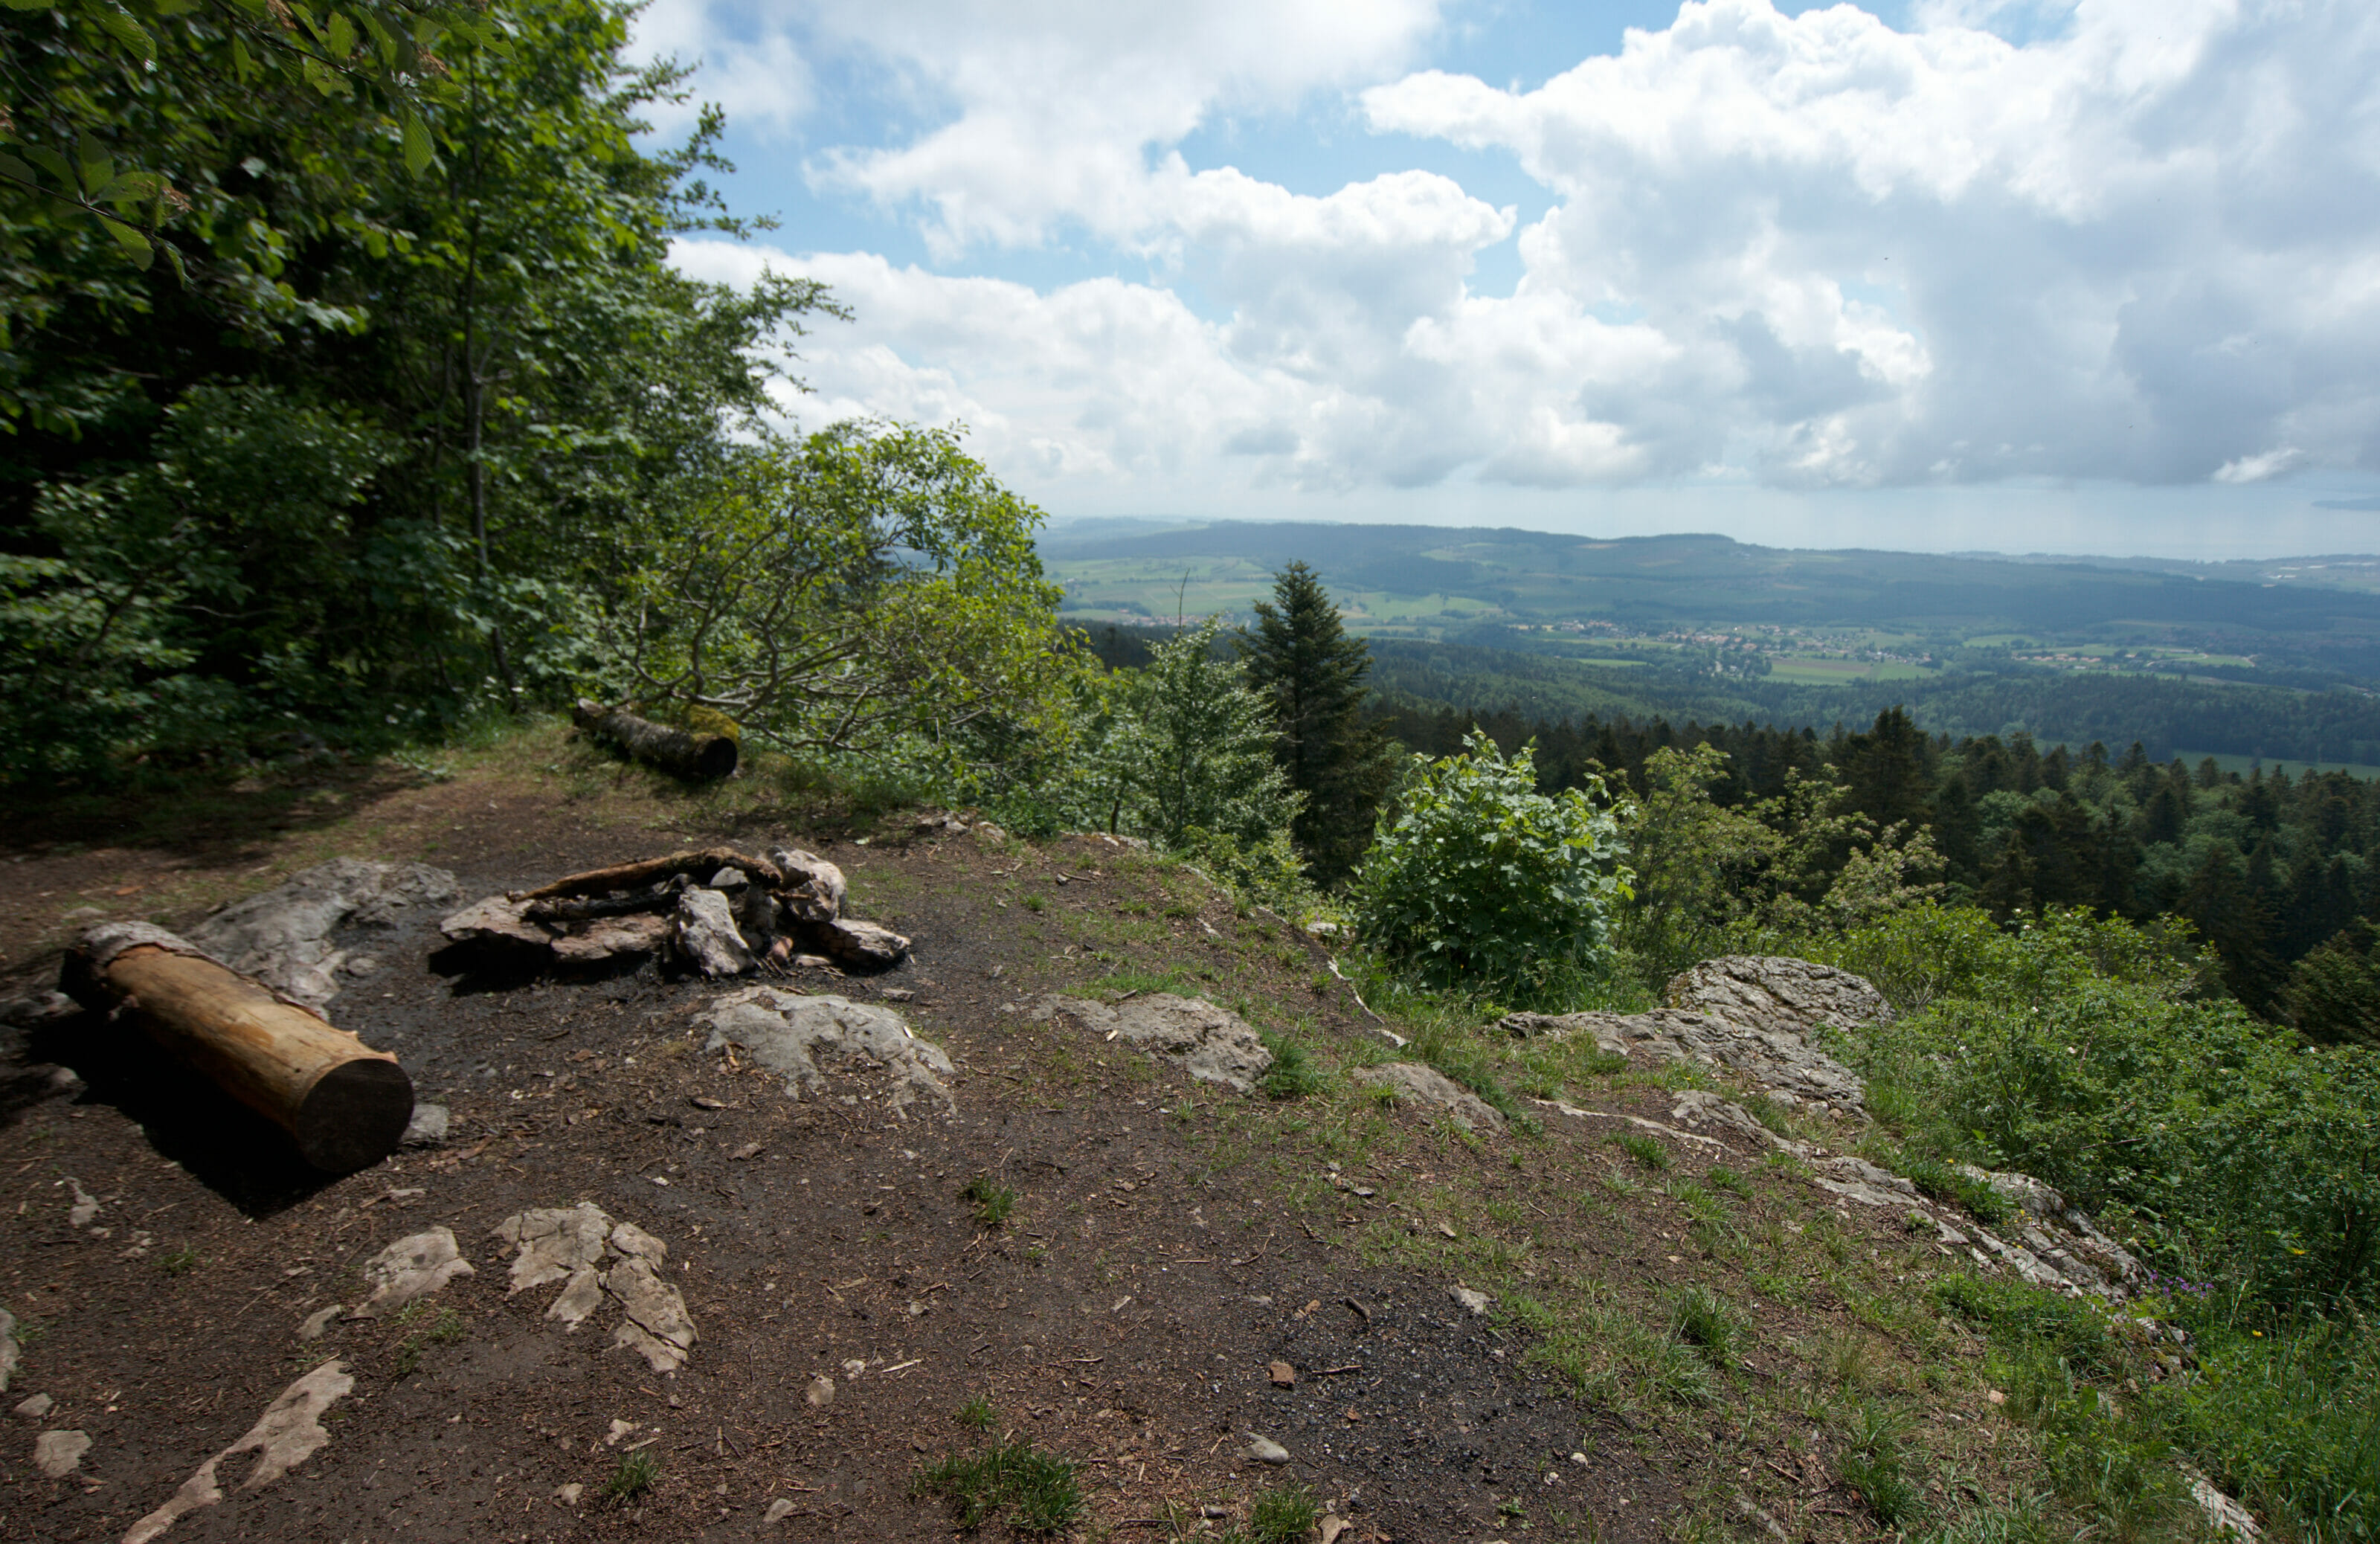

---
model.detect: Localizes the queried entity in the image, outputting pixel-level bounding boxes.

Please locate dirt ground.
[0,738,2029,1543]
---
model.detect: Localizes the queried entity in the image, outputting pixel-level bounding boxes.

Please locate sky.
[636,0,2380,561]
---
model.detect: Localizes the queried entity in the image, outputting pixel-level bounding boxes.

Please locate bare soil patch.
[0,735,2036,1543]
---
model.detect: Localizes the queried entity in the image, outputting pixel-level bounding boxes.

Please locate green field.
[1767,657,1940,684]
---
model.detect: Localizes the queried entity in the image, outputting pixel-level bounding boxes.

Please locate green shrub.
[1349,729,1629,1004]
[606,1448,660,1502]
[1932,1275,2117,1374]
[1838,1402,1924,1528]
[1899,1156,2013,1226]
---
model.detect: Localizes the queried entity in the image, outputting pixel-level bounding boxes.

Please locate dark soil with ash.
[0,816,1728,1544]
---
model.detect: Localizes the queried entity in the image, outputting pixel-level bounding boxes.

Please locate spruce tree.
[1241,562,1398,881]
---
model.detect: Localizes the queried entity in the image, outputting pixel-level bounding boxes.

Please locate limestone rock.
[399,1104,449,1148]
[33,1428,89,1478]
[491,1206,701,1366]
[551,913,669,965]
[122,1360,353,1544]
[190,859,457,1012]
[1667,1090,1801,1151]
[1500,1007,1866,1113]
[767,848,847,923]
[1351,1062,1506,1132]
[1450,1287,1493,1316]
[546,1268,605,1328]
[492,1204,614,1295]
[0,1307,17,1392]
[1034,994,1272,1093]
[0,990,77,1029]
[13,1393,53,1421]
[606,1256,696,1373]
[1246,1435,1290,1465]
[1664,955,1892,1035]
[354,1227,474,1318]
[439,895,554,953]
[698,989,956,1117]
[671,887,753,977]
[810,916,909,969]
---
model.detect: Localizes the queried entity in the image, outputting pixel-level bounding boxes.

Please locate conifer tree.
[1241,562,1397,881]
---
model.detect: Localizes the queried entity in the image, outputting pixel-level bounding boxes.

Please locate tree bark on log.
[62,924,414,1173]
[573,700,737,782]
[512,847,785,903]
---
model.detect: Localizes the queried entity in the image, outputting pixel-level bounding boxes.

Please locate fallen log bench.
[572,700,738,782]
[62,923,414,1172]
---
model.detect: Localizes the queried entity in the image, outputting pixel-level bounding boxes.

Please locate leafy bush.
[1350,730,1629,1002]
[1841,907,2380,1313]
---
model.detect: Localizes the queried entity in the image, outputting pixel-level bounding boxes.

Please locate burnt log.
[512,847,784,904]
[573,700,738,782]
[62,924,413,1172]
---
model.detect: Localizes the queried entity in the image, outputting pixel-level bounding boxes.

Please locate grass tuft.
[1669,1284,1743,1368]
[961,1174,1017,1230]
[1249,1482,1321,1543]
[1257,1035,1327,1101]
[913,1438,1084,1534]
[606,1448,660,1502]
[1616,1130,1670,1170]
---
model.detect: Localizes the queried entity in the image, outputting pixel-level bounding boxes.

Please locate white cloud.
[631,0,817,138]
[661,0,2380,506]
[796,0,1444,251]
[1363,0,2380,488]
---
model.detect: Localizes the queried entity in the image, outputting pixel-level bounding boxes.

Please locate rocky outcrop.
[696,989,956,1117]
[1351,1063,1505,1133]
[1664,955,1893,1035]
[191,858,458,1011]
[1514,953,2141,1301]
[490,1205,698,1373]
[1499,1007,1867,1112]
[1033,994,1273,1093]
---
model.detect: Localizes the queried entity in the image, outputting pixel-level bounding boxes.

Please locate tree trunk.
[572,700,738,782]
[62,924,414,1173]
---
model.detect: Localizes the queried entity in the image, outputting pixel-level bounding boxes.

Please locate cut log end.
[294,1058,416,1173]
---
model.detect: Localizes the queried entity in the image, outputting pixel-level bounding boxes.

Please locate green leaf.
[230,33,254,79]
[76,133,113,195]
[92,2,155,59]
[400,110,432,175]
[0,154,34,187]
[325,10,354,57]
[24,146,76,189]
[0,0,57,10]
[104,217,154,270]
[105,169,166,205]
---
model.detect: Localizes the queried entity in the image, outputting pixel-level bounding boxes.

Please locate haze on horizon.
[640,0,2380,564]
